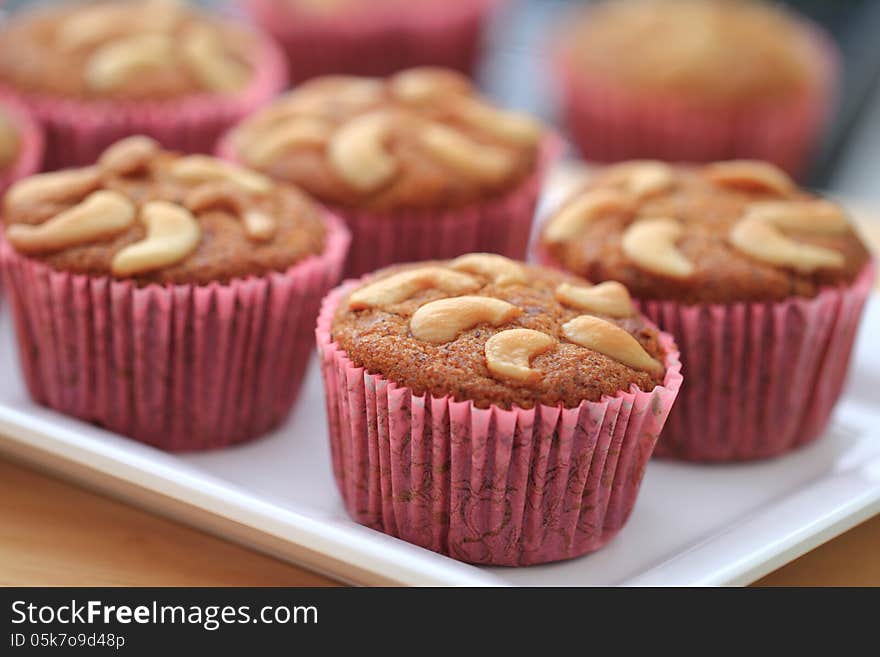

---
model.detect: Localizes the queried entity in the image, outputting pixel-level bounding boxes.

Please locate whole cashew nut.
[419,123,514,183]
[449,253,527,286]
[111,201,201,276]
[562,315,663,376]
[484,328,556,383]
[410,296,521,344]
[555,281,635,318]
[328,111,397,191]
[5,167,101,210]
[348,267,480,309]
[621,218,695,279]
[543,188,632,244]
[704,160,795,196]
[729,215,844,272]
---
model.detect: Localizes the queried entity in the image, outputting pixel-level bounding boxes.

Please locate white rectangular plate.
[1,194,878,585]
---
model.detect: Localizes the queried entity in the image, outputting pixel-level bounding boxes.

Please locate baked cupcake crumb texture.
[332,255,666,409]
[3,136,326,286]
[228,67,544,210]
[541,160,871,304]
[0,0,256,100]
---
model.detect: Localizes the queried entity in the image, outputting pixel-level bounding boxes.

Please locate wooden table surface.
[2,217,879,589]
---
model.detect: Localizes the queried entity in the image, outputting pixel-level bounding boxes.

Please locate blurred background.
[2,0,879,200]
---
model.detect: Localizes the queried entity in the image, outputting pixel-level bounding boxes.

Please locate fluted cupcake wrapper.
[0,98,44,194]
[244,0,498,82]
[535,243,876,461]
[316,280,683,566]
[640,263,876,462]
[0,214,350,452]
[218,135,563,279]
[551,25,839,178]
[0,38,287,170]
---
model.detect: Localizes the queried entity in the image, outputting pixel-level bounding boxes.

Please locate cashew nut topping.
[181,26,249,93]
[328,111,397,191]
[169,156,273,195]
[348,267,480,309]
[419,123,514,183]
[555,281,635,318]
[449,253,527,286]
[111,201,201,276]
[621,218,695,279]
[99,136,160,176]
[409,296,521,344]
[5,190,135,255]
[729,215,844,272]
[562,315,663,376]
[389,67,471,103]
[284,77,385,116]
[451,97,542,147]
[743,200,849,234]
[5,167,101,210]
[704,160,795,196]
[240,118,333,168]
[86,34,174,92]
[485,328,556,383]
[602,160,675,199]
[56,0,181,52]
[543,188,632,243]
[184,182,276,241]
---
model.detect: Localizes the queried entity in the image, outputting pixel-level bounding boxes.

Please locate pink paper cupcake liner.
[244,0,499,82]
[0,36,287,170]
[218,135,563,278]
[316,279,683,566]
[536,240,875,461]
[0,98,44,194]
[640,263,875,462]
[551,25,839,178]
[0,214,350,452]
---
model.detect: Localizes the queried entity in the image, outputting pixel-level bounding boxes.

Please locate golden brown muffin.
[0,109,20,171]
[331,255,667,409]
[3,136,327,286]
[539,160,872,304]
[225,67,545,211]
[560,0,826,105]
[0,0,259,101]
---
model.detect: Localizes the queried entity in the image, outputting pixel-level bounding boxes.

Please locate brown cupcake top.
[331,255,667,409]
[3,136,327,286]
[0,109,20,171]
[225,67,545,211]
[0,0,259,101]
[560,0,827,104]
[539,160,871,304]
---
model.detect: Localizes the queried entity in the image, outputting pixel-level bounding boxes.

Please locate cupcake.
[316,254,682,565]
[0,99,44,194]
[552,0,838,177]
[0,0,287,170]
[219,67,559,277]
[537,159,875,461]
[0,136,350,451]
[243,0,498,83]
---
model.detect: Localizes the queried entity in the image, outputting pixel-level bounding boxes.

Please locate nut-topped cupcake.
[219,67,559,276]
[0,100,44,195]
[317,254,682,565]
[1,136,350,451]
[552,0,838,176]
[0,0,286,168]
[538,160,874,461]
[244,0,498,83]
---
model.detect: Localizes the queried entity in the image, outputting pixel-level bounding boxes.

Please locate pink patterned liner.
[0,36,288,170]
[218,135,564,278]
[551,23,839,178]
[0,98,44,194]
[536,242,876,462]
[0,214,350,452]
[244,0,499,81]
[316,279,683,566]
